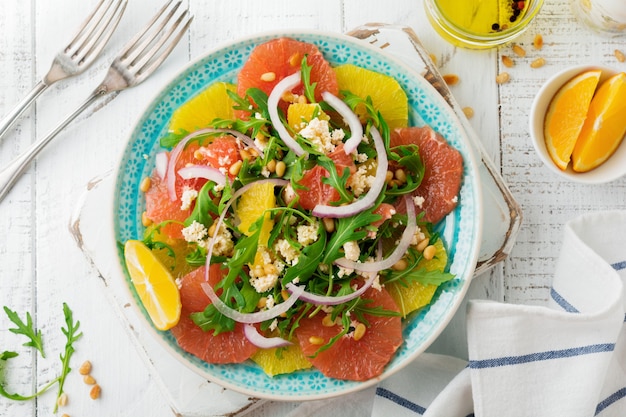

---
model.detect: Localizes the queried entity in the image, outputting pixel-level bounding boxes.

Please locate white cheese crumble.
[348,165,375,196]
[180,187,198,211]
[411,225,427,246]
[208,223,235,256]
[181,221,207,244]
[356,153,369,163]
[249,266,279,293]
[274,239,300,265]
[298,117,345,154]
[343,241,360,262]
[413,195,425,208]
[297,222,319,246]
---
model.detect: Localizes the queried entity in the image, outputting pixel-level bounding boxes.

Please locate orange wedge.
[571,72,626,172]
[124,240,181,331]
[544,69,601,170]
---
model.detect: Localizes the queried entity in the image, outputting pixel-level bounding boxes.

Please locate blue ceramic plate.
[113,29,483,401]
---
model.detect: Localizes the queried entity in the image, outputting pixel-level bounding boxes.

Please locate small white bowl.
[529,64,626,184]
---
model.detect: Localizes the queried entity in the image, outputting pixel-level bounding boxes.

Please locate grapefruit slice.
[295,286,402,381]
[237,38,338,115]
[170,265,258,364]
[390,126,463,224]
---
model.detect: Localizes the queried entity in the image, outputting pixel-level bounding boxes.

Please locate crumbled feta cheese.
[249,268,279,293]
[182,221,207,244]
[261,166,271,178]
[371,275,383,291]
[297,222,319,246]
[337,267,354,278]
[265,294,275,309]
[211,223,235,256]
[274,239,299,265]
[356,153,369,163]
[218,155,232,167]
[413,195,425,208]
[348,165,375,196]
[180,187,198,211]
[269,318,278,332]
[343,241,360,262]
[451,195,458,204]
[410,226,426,246]
[298,118,345,154]
[254,137,267,151]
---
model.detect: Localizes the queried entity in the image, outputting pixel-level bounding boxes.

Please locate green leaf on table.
[3,306,45,358]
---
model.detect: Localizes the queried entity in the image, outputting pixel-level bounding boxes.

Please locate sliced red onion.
[166,128,259,201]
[243,324,292,348]
[321,91,363,155]
[177,165,227,185]
[286,269,378,306]
[334,195,416,273]
[200,178,299,324]
[312,126,388,218]
[268,72,306,156]
[155,152,168,180]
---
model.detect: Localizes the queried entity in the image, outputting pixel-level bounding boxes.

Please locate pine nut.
[322,314,335,327]
[260,72,276,82]
[61,414,70,417]
[257,297,267,309]
[501,55,515,68]
[392,258,408,271]
[264,264,278,276]
[462,106,474,119]
[275,160,286,177]
[57,393,68,407]
[394,169,407,183]
[512,44,526,57]
[309,336,324,345]
[139,177,151,193]
[79,360,92,375]
[83,375,96,385]
[385,170,394,183]
[323,217,335,233]
[615,49,625,63]
[423,245,437,261]
[530,57,546,68]
[240,149,251,161]
[89,384,101,400]
[533,33,544,50]
[416,238,430,252]
[229,160,243,176]
[289,52,300,67]
[281,289,290,302]
[208,223,216,237]
[353,323,366,341]
[266,159,277,173]
[496,72,510,84]
[141,211,152,227]
[443,74,459,86]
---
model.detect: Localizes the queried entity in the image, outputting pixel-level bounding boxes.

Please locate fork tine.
[118,0,178,60]
[65,0,115,56]
[73,0,127,64]
[131,10,192,79]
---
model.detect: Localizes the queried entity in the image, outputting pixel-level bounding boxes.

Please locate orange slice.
[124,240,181,331]
[544,69,601,170]
[571,72,626,172]
[169,82,236,134]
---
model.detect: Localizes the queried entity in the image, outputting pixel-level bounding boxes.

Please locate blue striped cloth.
[370,211,626,417]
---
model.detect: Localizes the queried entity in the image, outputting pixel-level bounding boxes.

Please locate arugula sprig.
[0,303,82,412]
[3,307,45,358]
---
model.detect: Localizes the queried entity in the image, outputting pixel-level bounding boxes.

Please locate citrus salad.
[123,37,464,381]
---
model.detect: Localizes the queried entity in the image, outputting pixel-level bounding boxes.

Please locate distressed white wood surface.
[0,1,625,416]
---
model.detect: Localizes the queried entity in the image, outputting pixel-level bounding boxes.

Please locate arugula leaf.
[54,303,82,413]
[300,55,317,103]
[0,351,58,401]
[322,206,382,264]
[316,156,354,204]
[281,226,327,285]
[184,180,220,229]
[3,307,45,358]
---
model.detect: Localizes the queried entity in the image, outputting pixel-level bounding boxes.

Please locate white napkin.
[371,210,626,417]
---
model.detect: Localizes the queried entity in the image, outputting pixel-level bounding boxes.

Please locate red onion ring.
[321,91,363,155]
[267,72,306,156]
[312,126,388,218]
[166,128,259,201]
[334,195,416,273]
[285,268,378,306]
[243,323,292,348]
[155,152,168,180]
[177,165,227,185]
[200,179,305,324]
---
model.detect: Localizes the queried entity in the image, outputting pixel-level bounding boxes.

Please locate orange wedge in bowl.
[543,69,601,170]
[571,72,626,172]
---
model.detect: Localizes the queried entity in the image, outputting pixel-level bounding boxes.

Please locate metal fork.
[0,0,127,140]
[0,0,193,202]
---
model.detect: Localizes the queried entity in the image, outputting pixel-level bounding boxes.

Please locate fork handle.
[0,81,50,140]
[0,90,106,202]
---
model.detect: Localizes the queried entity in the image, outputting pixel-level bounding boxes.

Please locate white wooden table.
[1,1,625,416]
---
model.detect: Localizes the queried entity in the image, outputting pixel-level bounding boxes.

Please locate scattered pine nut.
[61,414,70,417]
[615,49,625,63]
[502,55,515,68]
[353,323,367,341]
[322,217,335,233]
[533,34,544,50]
[266,159,277,173]
[57,392,68,407]
[78,360,92,375]
[530,57,546,68]
[443,74,460,86]
[288,52,300,67]
[275,160,286,177]
[229,160,243,176]
[139,177,151,193]
[462,106,475,119]
[512,44,526,57]
[429,53,437,65]
[496,72,510,84]
[423,245,437,261]
[322,314,335,327]
[256,297,267,309]
[141,211,152,227]
[260,72,276,82]
[83,375,97,385]
[309,336,324,345]
[392,258,408,271]
[416,238,430,252]
[90,384,101,400]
